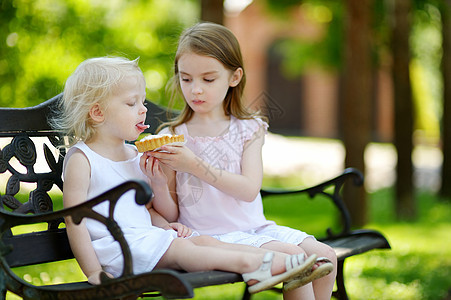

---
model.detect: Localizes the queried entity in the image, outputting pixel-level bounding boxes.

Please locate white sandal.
[243,252,317,294]
[283,256,334,292]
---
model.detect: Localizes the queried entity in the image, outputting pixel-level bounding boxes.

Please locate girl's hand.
[140,152,167,185]
[150,145,198,173]
[167,222,193,238]
[87,270,114,285]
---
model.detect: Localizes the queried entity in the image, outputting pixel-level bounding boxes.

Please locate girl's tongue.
[136,123,150,131]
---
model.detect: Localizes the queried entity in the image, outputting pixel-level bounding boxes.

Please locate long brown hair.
[160,22,260,133]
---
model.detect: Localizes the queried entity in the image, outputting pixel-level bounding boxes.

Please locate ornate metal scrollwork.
[0,133,64,218]
[12,135,36,167]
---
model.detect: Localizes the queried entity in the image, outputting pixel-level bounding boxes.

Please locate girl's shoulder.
[63,142,90,175]
[65,141,88,160]
[230,116,268,142]
[159,124,186,135]
[231,116,268,131]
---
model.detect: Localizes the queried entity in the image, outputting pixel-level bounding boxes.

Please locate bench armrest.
[260,167,363,238]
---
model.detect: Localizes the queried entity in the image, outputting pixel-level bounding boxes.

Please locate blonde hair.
[161,22,259,133]
[51,56,143,146]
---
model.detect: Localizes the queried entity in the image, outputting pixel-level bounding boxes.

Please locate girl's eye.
[181,78,190,82]
[204,78,214,82]
[127,102,135,107]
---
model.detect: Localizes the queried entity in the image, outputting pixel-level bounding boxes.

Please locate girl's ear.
[229,67,243,87]
[89,103,105,123]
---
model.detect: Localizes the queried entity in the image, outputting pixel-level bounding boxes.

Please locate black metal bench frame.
[0,94,390,300]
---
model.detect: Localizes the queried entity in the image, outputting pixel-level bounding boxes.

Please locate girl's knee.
[299,239,336,262]
[170,237,192,248]
[189,235,220,246]
[262,241,306,255]
[311,243,337,267]
[322,244,337,263]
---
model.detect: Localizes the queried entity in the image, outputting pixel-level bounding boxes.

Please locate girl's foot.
[283,257,334,292]
[243,252,317,294]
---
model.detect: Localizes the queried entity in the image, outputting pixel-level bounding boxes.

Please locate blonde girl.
[149,23,337,299]
[53,56,319,294]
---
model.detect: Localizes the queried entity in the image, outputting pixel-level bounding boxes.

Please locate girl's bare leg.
[155,238,288,280]
[260,240,315,300]
[298,237,337,300]
[170,235,333,299]
[258,238,336,300]
[190,235,321,300]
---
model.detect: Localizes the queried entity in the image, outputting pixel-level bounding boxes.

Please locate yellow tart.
[135,134,185,152]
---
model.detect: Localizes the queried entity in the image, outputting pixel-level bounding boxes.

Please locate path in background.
[263,133,442,192]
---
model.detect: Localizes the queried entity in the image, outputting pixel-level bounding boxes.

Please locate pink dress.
[161,116,273,235]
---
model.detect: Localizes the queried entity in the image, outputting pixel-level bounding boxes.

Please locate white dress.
[64,142,177,277]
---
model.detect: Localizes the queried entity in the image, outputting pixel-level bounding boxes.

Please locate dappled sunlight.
[263,133,345,187]
[263,134,443,193]
[347,276,423,300]
[364,143,397,192]
[12,259,85,286]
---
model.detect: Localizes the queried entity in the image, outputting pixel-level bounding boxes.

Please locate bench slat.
[4,228,73,268]
[323,230,390,261]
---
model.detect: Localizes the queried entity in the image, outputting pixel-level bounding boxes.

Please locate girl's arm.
[63,150,110,284]
[152,126,265,202]
[140,153,179,222]
[148,207,192,237]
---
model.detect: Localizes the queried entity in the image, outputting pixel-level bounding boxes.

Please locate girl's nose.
[192,82,203,95]
[140,102,148,114]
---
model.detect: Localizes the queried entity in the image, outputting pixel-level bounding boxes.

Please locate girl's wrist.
[163,224,173,230]
[191,157,216,182]
[150,181,168,191]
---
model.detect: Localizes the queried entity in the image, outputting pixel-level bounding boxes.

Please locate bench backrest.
[0,94,173,267]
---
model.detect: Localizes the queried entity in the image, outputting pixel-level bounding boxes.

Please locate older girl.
[150,23,336,299]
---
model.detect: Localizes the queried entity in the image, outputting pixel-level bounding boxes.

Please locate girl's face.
[101,75,148,142]
[177,52,242,117]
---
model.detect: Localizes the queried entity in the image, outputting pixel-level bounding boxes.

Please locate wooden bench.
[0,94,391,300]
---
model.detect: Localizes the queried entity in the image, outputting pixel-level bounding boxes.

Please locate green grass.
[6,187,451,299]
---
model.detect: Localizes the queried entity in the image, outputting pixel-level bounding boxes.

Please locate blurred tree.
[342,0,373,226]
[0,1,20,107]
[265,0,376,226]
[201,0,223,24]
[410,1,442,140]
[0,0,198,108]
[392,0,416,220]
[440,0,451,201]
[274,1,345,74]
[266,0,446,222]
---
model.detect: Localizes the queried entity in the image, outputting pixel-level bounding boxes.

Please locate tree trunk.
[440,0,451,202]
[391,0,416,219]
[201,0,223,24]
[342,0,373,227]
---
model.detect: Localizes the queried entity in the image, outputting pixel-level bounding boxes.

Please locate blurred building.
[225,1,393,142]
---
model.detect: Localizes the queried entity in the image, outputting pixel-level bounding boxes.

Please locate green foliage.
[410,2,443,138]
[279,1,344,75]
[0,0,199,108]
[355,190,451,300]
